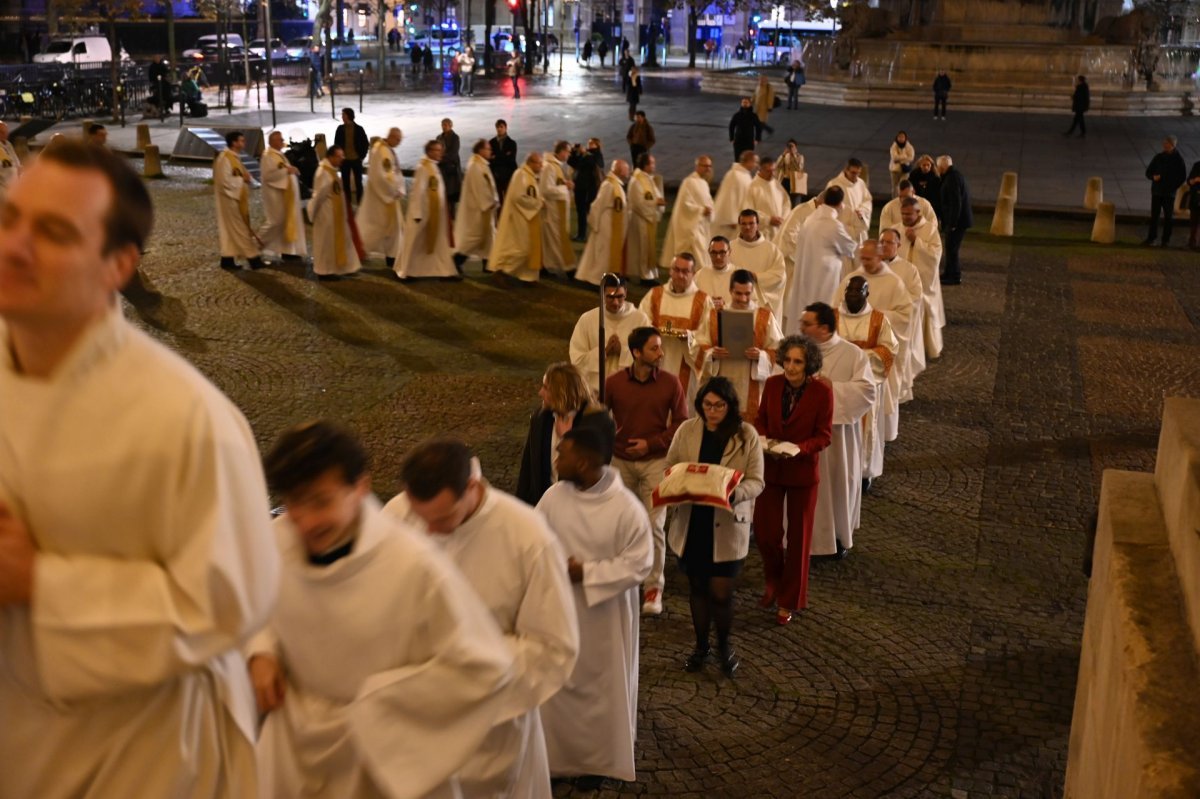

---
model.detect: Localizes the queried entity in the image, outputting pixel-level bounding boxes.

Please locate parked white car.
[182,33,245,61]
[33,35,130,64]
[248,38,288,60]
[285,36,361,61]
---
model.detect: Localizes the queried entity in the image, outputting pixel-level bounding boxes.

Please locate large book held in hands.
[717,309,755,354]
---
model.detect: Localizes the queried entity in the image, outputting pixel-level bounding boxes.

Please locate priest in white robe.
[776,193,819,280]
[489,152,546,283]
[0,143,279,798]
[728,209,786,319]
[835,240,913,444]
[747,156,790,244]
[877,180,937,237]
[309,147,362,277]
[838,277,900,481]
[879,228,927,401]
[214,130,263,270]
[453,139,500,274]
[625,154,666,283]
[824,158,872,244]
[537,428,653,785]
[569,274,651,394]
[540,142,577,276]
[397,140,456,280]
[898,197,946,360]
[699,269,782,422]
[800,302,876,558]
[710,150,757,240]
[782,185,856,334]
[639,252,713,404]
[252,422,515,799]
[384,439,580,799]
[693,235,754,310]
[258,130,307,261]
[356,127,406,268]
[660,155,714,271]
[576,161,630,286]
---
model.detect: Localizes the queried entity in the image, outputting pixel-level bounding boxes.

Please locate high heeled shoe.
[776,609,793,626]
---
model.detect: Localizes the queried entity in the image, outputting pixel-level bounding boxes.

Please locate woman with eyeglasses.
[664,376,764,676]
[753,334,832,625]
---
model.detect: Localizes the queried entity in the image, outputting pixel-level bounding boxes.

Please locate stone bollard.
[314,132,327,162]
[12,136,29,161]
[81,118,95,138]
[990,195,1015,237]
[143,144,164,178]
[136,123,152,150]
[999,171,1018,204]
[1091,201,1116,244]
[1084,177,1103,210]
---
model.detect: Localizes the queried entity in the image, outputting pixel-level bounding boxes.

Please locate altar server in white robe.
[453,139,500,274]
[800,303,875,559]
[783,185,856,334]
[639,252,713,404]
[837,277,900,481]
[710,149,758,240]
[877,179,937,237]
[385,439,580,799]
[251,422,516,799]
[625,153,666,283]
[540,141,577,275]
[214,130,264,270]
[397,140,456,280]
[747,156,790,244]
[835,240,913,443]
[660,155,714,271]
[357,127,406,268]
[898,197,946,359]
[776,192,820,279]
[576,160,630,285]
[309,146,362,277]
[537,428,653,785]
[259,130,307,261]
[824,158,872,244]
[694,235,745,310]
[0,143,279,798]
[879,228,926,399]
[728,209,787,319]
[569,274,651,394]
[490,152,546,283]
[699,269,781,422]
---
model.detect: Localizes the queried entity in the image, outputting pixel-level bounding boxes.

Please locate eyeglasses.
[701,401,728,411]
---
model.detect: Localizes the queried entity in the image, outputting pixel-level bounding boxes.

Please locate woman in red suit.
[753,334,833,624]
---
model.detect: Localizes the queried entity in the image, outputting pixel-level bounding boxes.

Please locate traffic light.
[507,0,519,12]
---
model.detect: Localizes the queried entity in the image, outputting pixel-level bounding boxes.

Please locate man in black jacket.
[1064,75,1090,137]
[333,107,369,205]
[936,154,972,286]
[488,118,518,203]
[728,97,762,162]
[933,70,951,119]
[1144,135,1188,247]
[567,138,605,241]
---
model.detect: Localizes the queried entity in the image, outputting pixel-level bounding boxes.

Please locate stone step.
[1153,396,1200,656]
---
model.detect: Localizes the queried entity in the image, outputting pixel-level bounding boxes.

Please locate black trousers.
[630,144,646,168]
[341,159,364,205]
[575,190,595,239]
[1148,194,1176,243]
[943,226,967,281]
[934,94,947,117]
[511,75,521,98]
[1066,111,1086,135]
[787,86,799,109]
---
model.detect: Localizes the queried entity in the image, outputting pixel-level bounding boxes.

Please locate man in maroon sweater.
[605,326,689,615]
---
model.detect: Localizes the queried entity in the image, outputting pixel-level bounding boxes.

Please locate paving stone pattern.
[127,178,1200,797]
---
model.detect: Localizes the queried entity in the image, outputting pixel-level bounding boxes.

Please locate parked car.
[285,36,361,61]
[33,35,131,65]
[191,44,253,64]
[182,33,245,61]
[248,38,288,60]
[407,28,461,54]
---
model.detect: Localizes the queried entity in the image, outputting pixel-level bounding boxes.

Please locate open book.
[763,439,801,458]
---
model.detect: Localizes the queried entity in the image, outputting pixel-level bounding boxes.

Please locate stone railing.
[1064,396,1200,797]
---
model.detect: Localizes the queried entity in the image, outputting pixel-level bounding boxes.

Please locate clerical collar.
[841,302,874,319]
[308,536,355,567]
[667,284,692,296]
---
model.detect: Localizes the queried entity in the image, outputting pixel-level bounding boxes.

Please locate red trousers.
[753,482,819,611]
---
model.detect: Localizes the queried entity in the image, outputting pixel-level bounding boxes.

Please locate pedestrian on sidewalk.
[784,60,805,109]
[619,49,635,94]
[422,46,434,75]
[751,75,777,137]
[308,47,324,98]
[460,46,476,95]
[935,154,971,285]
[626,110,655,166]
[1144,135,1187,247]
[333,108,369,206]
[626,66,643,120]
[450,50,462,95]
[1064,75,1089,138]
[507,51,523,99]
[932,69,951,119]
[582,39,593,67]
[597,39,609,68]
[729,97,763,161]
[410,43,422,75]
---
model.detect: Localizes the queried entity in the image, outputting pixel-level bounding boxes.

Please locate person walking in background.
[460,46,476,96]
[507,50,523,99]
[888,131,915,197]
[1144,135,1187,247]
[729,97,763,161]
[309,46,324,97]
[778,139,806,202]
[1186,156,1200,249]
[619,48,635,95]
[935,154,972,285]
[932,69,951,120]
[752,75,776,137]
[410,43,422,75]
[568,138,604,241]
[582,38,593,67]
[784,60,805,109]
[626,66,643,120]
[597,38,609,67]
[1064,75,1090,138]
[626,110,655,165]
[333,107,369,206]
[437,117,462,212]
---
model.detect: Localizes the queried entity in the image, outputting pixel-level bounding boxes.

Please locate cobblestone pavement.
[126,174,1200,797]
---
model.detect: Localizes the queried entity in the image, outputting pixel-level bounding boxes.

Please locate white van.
[182,33,245,61]
[33,35,130,64]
